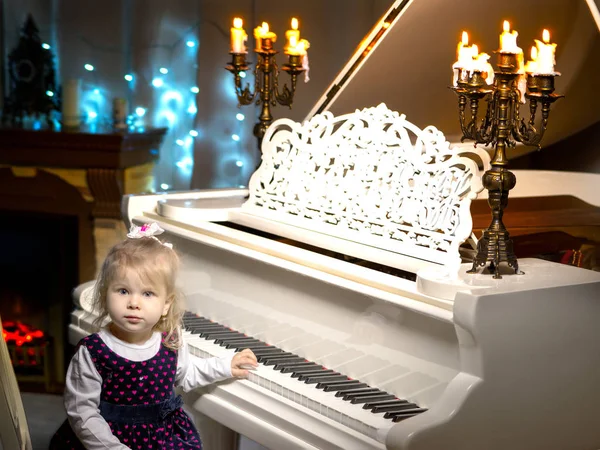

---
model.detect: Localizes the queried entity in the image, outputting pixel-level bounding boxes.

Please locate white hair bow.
[127,223,173,249]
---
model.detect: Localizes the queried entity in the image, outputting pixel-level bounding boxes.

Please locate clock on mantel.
[2,14,59,127]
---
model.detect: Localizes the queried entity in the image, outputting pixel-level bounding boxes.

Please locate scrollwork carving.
[244,104,489,270]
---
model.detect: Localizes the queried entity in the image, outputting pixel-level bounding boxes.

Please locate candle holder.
[450,52,563,278]
[226,38,306,153]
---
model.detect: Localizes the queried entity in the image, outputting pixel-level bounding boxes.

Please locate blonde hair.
[92,236,184,350]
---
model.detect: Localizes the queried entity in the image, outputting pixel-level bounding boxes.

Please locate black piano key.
[287,367,330,376]
[361,396,400,409]
[343,389,386,401]
[372,403,418,414]
[184,320,214,326]
[313,378,354,388]
[263,357,306,366]
[280,363,323,374]
[322,381,367,392]
[317,380,361,390]
[304,375,347,385]
[197,328,231,336]
[224,339,262,349]
[259,352,298,361]
[257,352,296,363]
[203,329,243,336]
[338,387,380,399]
[250,348,285,356]
[211,333,248,341]
[233,344,272,351]
[297,371,340,381]
[232,344,272,352]
[298,369,340,381]
[190,323,226,330]
[389,409,428,422]
[184,317,213,323]
[213,334,252,344]
[350,393,394,404]
[273,361,323,373]
[190,326,228,334]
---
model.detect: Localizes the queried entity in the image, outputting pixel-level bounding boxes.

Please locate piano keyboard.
[182,311,428,440]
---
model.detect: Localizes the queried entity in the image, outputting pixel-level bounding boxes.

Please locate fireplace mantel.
[0,126,168,278]
[0,127,167,169]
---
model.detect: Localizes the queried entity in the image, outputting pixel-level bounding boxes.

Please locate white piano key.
[184,329,395,442]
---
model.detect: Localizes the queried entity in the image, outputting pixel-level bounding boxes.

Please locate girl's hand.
[231,348,258,378]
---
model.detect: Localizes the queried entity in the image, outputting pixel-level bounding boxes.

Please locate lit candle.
[534,29,557,74]
[499,20,521,54]
[287,38,310,56]
[454,31,477,69]
[524,46,538,73]
[254,22,277,50]
[473,51,495,84]
[285,18,300,54]
[230,18,248,53]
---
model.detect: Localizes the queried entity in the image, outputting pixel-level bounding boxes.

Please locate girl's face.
[106,266,172,344]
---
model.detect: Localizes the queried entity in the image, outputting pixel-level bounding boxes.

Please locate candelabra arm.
[234,72,257,105]
[512,94,541,147]
[274,54,305,108]
[226,53,257,106]
[477,95,497,144]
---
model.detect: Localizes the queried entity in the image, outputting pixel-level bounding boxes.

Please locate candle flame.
[503,20,510,32]
[530,46,538,60]
[461,31,469,45]
[542,29,550,43]
[291,18,298,30]
[262,22,269,33]
[233,17,243,28]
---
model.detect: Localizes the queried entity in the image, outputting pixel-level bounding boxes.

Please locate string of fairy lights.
[40,24,251,191]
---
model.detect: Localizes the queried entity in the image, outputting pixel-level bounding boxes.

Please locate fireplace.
[0,126,166,392]
[0,210,79,392]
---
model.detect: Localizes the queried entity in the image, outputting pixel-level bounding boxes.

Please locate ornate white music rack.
[242,103,490,272]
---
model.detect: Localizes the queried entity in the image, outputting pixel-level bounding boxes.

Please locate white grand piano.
[69,1,600,449]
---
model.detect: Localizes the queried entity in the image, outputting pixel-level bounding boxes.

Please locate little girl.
[50,223,257,450]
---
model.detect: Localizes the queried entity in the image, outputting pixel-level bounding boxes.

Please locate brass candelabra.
[451,51,562,279]
[226,37,306,152]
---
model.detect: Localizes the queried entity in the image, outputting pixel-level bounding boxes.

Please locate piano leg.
[182,398,239,450]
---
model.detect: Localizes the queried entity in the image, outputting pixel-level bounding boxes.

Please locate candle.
[254,22,277,50]
[285,18,300,54]
[499,20,522,54]
[62,79,81,128]
[524,46,538,73]
[287,38,310,56]
[112,98,127,130]
[534,29,557,74]
[473,51,495,84]
[454,31,477,69]
[230,17,248,53]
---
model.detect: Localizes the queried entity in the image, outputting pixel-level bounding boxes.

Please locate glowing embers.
[2,320,45,347]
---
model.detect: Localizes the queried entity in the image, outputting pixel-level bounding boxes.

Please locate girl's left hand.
[231,348,258,378]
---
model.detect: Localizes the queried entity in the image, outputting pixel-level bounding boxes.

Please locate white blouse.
[64,329,233,450]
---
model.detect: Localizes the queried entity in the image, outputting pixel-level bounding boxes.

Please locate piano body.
[69,0,600,449]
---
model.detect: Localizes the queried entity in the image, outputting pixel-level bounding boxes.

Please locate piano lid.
[307,0,600,148]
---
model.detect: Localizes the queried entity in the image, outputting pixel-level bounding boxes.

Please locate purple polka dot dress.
[50,333,202,449]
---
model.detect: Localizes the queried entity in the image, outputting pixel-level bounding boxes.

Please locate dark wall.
[512,120,600,173]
